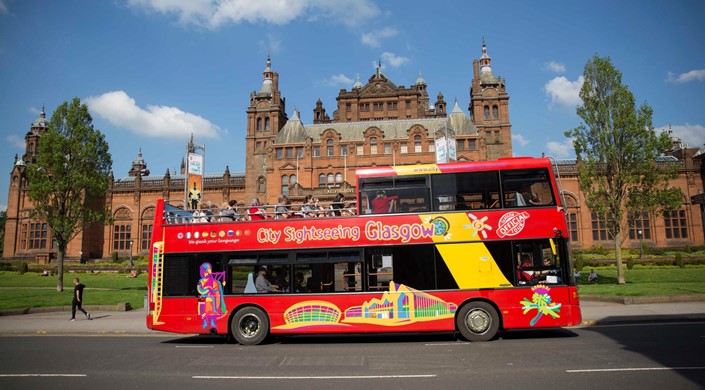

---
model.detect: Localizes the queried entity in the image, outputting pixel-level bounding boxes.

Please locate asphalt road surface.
[1,322,704,389]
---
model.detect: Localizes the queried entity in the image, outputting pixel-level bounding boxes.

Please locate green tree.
[26,98,112,292]
[0,210,6,257]
[565,55,681,285]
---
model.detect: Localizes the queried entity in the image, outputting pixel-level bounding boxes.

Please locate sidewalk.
[0,298,704,336]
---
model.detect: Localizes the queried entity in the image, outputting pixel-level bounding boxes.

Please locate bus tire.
[231,307,269,345]
[456,301,499,342]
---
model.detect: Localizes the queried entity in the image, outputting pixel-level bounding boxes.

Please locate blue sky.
[1,0,704,212]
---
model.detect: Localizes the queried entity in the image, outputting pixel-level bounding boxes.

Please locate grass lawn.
[1,267,703,311]
[0,271,147,311]
[577,266,705,296]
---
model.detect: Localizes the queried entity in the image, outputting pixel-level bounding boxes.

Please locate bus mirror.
[549,238,557,256]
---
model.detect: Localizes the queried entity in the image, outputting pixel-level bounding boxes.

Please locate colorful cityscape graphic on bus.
[273,282,457,330]
[520,284,561,326]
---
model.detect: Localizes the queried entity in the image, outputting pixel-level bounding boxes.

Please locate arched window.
[414,135,422,153]
[483,106,490,120]
[327,139,334,156]
[258,177,265,193]
[256,118,262,132]
[265,118,271,131]
[492,105,499,119]
[281,175,289,196]
[335,172,343,184]
[327,173,334,186]
[290,174,297,185]
[370,137,378,154]
[319,173,326,188]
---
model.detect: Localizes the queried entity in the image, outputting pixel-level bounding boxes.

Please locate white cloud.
[512,133,529,147]
[322,73,353,87]
[545,138,574,158]
[361,27,398,48]
[85,91,221,139]
[127,0,379,28]
[7,134,25,149]
[0,0,8,14]
[545,61,566,73]
[666,69,705,84]
[659,123,705,148]
[544,75,584,108]
[258,33,281,55]
[380,52,409,69]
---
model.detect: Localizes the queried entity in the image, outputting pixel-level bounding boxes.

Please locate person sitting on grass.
[588,269,598,283]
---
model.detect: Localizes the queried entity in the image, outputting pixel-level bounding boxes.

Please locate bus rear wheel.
[456,301,499,342]
[231,307,269,345]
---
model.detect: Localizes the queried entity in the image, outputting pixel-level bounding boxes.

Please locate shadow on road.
[159,327,578,346]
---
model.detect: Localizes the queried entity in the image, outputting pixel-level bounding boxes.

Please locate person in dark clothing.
[70,278,91,321]
[331,193,345,216]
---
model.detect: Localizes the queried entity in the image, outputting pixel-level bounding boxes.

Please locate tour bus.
[147,157,581,345]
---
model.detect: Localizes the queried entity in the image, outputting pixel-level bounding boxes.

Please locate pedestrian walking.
[70,277,91,321]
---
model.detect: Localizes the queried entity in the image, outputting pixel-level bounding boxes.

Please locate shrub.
[111,251,119,263]
[573,253,584,271]
[626,256,635,270]
[674,252,685,269]
[17,261,28,275]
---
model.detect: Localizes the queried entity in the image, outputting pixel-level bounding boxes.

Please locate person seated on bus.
[371,190,399,214]
[248,198,266,220]
[293,272,306,293]
[255,266,280,293]
[331,193,345,216]
[275,195,294,219]
[455,195,470,210]
[300,195,317,218]
[191,209,208,223]
[219,200,238,221]
[539,258,561,283]
[517,254,534,285]
[273,268,290,292]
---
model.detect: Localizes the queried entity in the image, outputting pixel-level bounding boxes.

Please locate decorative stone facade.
[3,42,703,263]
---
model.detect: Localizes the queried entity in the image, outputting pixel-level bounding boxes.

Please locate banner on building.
[186,152,203,210]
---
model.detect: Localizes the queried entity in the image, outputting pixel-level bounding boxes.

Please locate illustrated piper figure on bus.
[188,181,201,210]
[197,262,227,329]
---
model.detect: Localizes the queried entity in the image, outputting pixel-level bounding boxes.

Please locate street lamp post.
[129,241,133,267]
[638,230,644,259]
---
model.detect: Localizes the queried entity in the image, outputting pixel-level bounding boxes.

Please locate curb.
[581,294,705,305]
[0,303,134,317]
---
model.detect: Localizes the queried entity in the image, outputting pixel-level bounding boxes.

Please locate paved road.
[0,323,704,390]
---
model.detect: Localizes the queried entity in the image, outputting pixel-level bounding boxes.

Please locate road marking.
[175,345,214,348]
[193,375,436,380]
[0,374,87,377]
[424,342,470,346]
[567,367,705,373]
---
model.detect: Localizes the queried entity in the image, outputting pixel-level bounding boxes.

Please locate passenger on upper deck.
[220,200,238,221]
[371,190,399,214]
[275,195,294,219]
[331,193,345,216]
[248,198,266,220]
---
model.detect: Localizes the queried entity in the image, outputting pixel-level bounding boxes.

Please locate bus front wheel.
[456,301,499,342]
[231,307,269,345]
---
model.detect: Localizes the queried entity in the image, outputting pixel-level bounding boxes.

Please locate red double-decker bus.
[147,157,581,345]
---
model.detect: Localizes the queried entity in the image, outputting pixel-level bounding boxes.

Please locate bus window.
[295,251,360,293]
[359,176,429,215]
[431,171,500,211]
[501,169,555,208]
[367,253,393,290]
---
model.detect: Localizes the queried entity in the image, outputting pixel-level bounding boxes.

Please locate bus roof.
[355,157,552,179]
